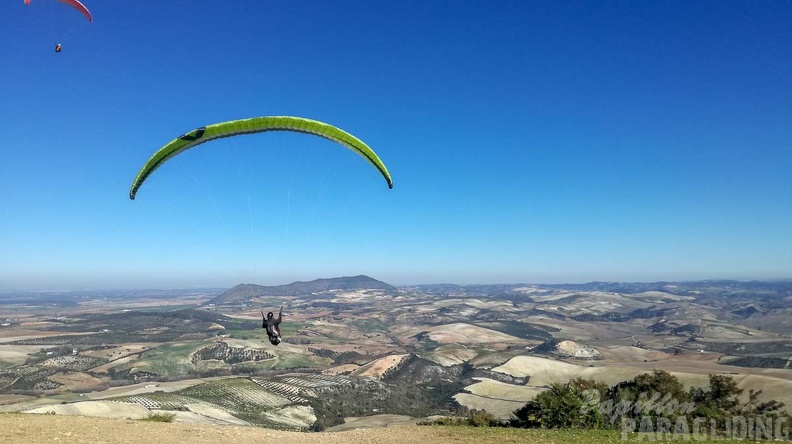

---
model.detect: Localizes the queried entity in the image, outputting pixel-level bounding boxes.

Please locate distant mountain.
[206,275,396,305]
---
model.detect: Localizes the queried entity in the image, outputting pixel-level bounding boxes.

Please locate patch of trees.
[476,321,554,341]
[471,368,529,385]
[629,306,675,319]
[38,355,105,372]
[307,347,363,364]
[649,322,670,333]
[11,331,217,345]
[286,337,314,344]
[423,370,789,439]
[191,342,274,365]
[10,337,74,346]
[0,372,16,387]
[571,312,631,322]
[0,367,71,394]
[690,340,792,355]
[309,356,475,431]
[107,367,158,382]
[24,346,74,365]
[731,306,760,318]
[303,302,347,311]
[4,375,63,392]
[411,331,440,351]
[671,324,701,336]
[721,356,789,369]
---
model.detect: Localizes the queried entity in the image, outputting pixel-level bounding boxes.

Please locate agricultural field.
[453,375,545,419]
[39,355,105,371]
[48,372,108,392]
[116,341,209,378]
[421,345,481,366]
[82,344,154,361]
[452,392,526,418]
[423,323,528,345]
[24,400,152,419]
[106,373,350,429]
[326,414,421,431]
[352,354,409,378]
[0,345,55,368]
[0,394,32,405]
[463,378,544,402]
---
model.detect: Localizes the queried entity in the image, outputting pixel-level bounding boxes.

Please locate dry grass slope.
[0,413,571,444]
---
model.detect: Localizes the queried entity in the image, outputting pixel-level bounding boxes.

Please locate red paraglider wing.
[58,0,92,22]
[25,0,93,23]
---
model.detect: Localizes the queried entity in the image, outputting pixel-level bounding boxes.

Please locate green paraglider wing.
[129,116,393,200]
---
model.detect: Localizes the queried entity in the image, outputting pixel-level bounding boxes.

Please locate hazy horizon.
[2,272,791,293]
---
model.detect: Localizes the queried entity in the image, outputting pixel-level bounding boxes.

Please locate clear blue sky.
[1,1,790,290]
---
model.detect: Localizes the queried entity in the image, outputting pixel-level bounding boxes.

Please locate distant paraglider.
[25,0,93,23]
[25,0,92,52]
[129,115,394,200]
